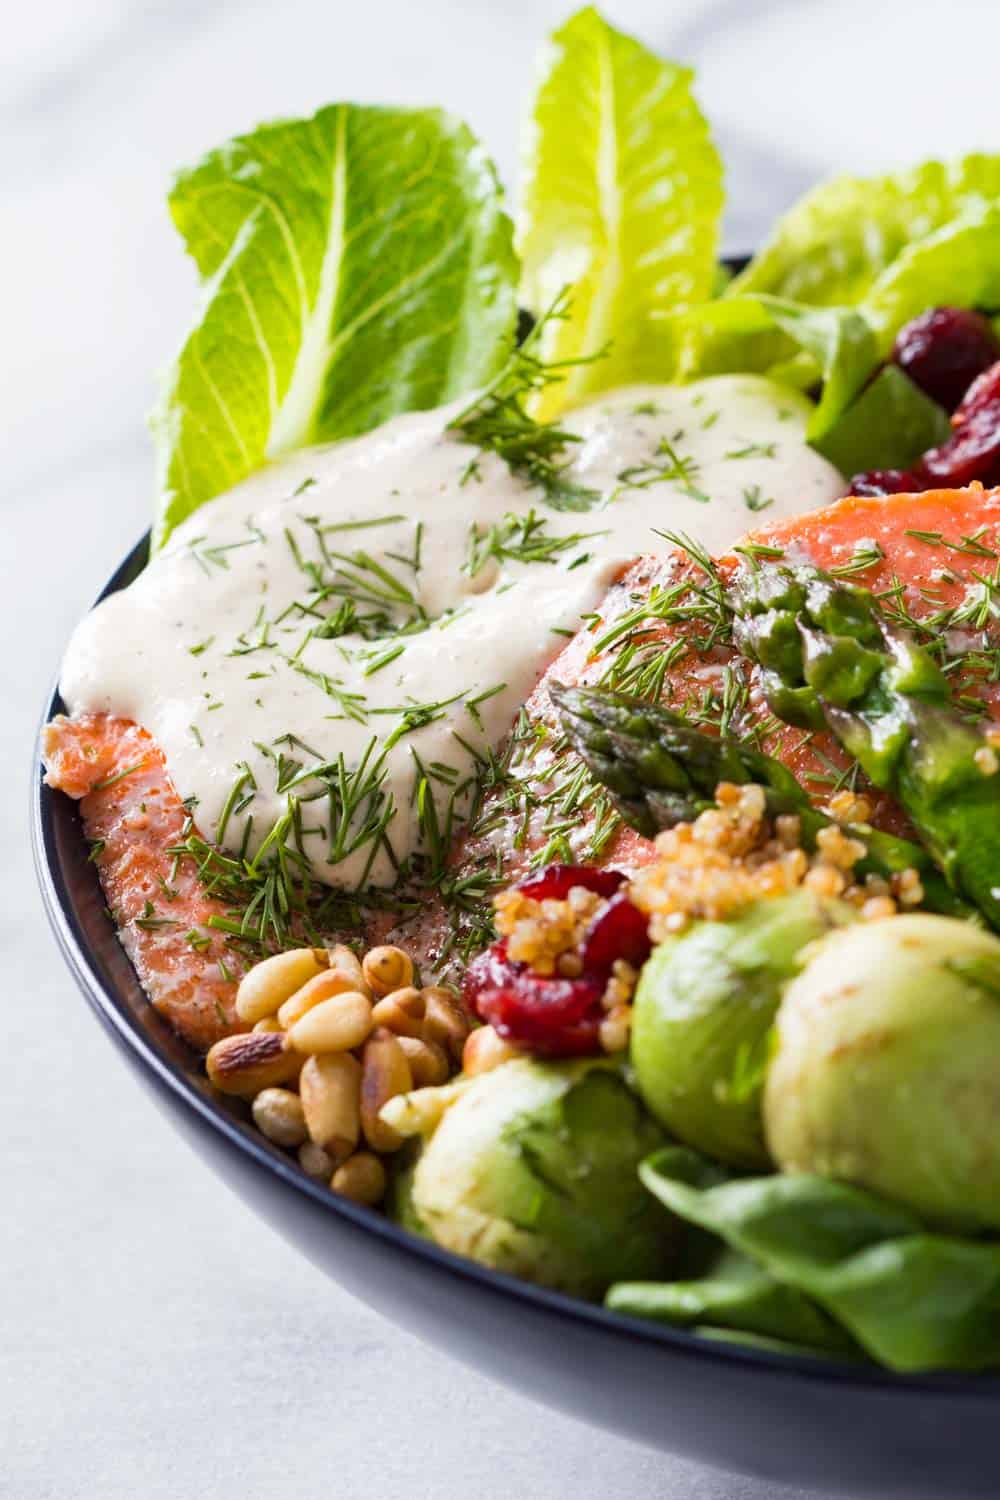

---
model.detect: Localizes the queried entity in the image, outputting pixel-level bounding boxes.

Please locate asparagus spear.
[727,560,1000,927]
[551,682,969,918]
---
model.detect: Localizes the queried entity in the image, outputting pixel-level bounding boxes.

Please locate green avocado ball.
[405,1057,677,1298]
[765,913,1000,1231]
[631,892,853,1169]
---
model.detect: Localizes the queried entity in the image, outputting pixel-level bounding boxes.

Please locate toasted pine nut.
[277,967,365,1029]
[251,1088,307,1147]
[299,1053,361,1149]
[422,987,470,1061]
[206,1030,300,1097]
[360,1028,413,1152]
[298,1141,335,1179]
[462,1025,521,1076]
[289,991,373,1054]
[326,944,366,989]
[371,986,425,1037]
[235,948,327,1023]
[362,945,414,998]
[253,1016,283,1034]
[397,1034,450,1086]
[332,1151,387,1206]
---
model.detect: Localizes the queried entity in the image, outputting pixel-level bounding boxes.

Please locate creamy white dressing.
[61,376,842,889]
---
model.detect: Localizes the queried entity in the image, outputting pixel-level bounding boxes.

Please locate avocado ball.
[765,913,1000,1231]
[395,1057,677,1297]
[630,892,853,1169]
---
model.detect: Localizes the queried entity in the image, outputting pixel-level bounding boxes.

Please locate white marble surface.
[7,2,1000,1495]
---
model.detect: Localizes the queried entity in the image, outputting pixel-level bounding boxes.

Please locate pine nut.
[422,987,470,1061]
[206,1030,300,1097]
[462,1025,521,1076]
[298,1141,335,1179]
[397,1035,450,1086]
[362,945,414,997]
[251,1088,307,1147]
[299,1053,361,1149]
[288,991,373,1054]
[360,1028,413,1152]
[253,1016,283,1034]
[277,967,366,1029]
[332,1151,386,1206]
[235,948,327,1023]
[370,986,426,1037]
[326,944,367,990]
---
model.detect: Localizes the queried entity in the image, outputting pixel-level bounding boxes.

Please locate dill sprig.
[464,509,607,578]
[448,289,607,513]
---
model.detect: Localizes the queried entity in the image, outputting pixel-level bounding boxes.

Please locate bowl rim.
[33,529,1000,1403]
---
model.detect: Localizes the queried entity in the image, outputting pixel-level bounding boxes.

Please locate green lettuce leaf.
[731,154,1000,307]
[608,1245,855,1354]
[626,1146,1000,1372]
[811,366,950,476]
[679,294,877,440]
[152,104,518,547]
[516,6,723,419]
[863,205,1000,350]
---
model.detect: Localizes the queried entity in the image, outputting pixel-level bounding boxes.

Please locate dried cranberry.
[849,467,925,497]
[580,891,652,972]
[892,308,1000,412]
[464,943,605,1056]
[954,360,1000,422]
[920,401,1000,487]
[515,863,625,902]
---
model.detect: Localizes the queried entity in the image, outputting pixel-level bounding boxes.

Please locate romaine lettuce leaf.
[679,294,877,439]
[516,6,723,419]
[625,1146,1000,1371]
[152,104,518,547]
[730,154,1000,307]
[863,205,1000,350]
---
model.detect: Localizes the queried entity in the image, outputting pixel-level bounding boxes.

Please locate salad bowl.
[33,534,1000,1500]
[34,7,1000,1492]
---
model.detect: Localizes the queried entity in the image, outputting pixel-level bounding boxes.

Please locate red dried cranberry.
[580,891,652,972]
[849,468,925,497]
[954,360,1000,422]
[515,863,625,902]
[920,401,1000,487]
[892,308,1000,412]
[464,943,605,1056]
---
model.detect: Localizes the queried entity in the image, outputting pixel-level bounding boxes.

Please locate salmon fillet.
[43,714,247,1050]
[45,485,1000,1049]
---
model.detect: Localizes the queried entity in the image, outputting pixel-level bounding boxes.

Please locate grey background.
[6,2,997,1495]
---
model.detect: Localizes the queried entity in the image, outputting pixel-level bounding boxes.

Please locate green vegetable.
[811,365,950,475]
[550,682,967,916]
[862,204,1000,351]
[620,1145,1000,1372]
[729,153,1000,307]
[153,103,518,546]
[631,893,852,1169]
[679,294,877,440]
[517,6,723,419]
[765,914,1000,1233]
[607,1244,855,1356]
[386,1057,676,1297]
[730,560,1000,926]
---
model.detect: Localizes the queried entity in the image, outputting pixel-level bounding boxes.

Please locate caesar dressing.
[60,376,842,889]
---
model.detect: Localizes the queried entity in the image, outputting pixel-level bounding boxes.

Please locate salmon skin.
[45,486,1000,1048]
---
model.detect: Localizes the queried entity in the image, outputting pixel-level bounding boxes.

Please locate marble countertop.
[6,2,997,1495]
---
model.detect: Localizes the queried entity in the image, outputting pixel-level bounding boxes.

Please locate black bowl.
[34,533,1000,1499]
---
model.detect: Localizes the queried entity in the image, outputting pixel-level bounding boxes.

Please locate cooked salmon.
[45,486,1000,1050]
